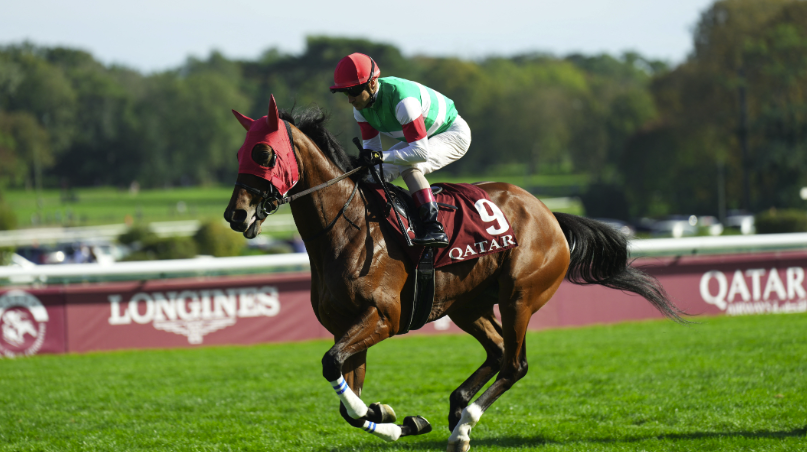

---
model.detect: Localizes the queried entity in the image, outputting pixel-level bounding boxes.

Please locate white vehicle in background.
[8,253,45,284]
[650,215,699,238]
[593,218,635,237]
[725,211,755,235]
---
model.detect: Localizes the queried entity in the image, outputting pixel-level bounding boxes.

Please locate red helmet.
[330,53,380,91]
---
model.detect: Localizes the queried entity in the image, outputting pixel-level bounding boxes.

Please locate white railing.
[628,232,807,255]
[0,216,297,247]
[3,233,807,283]
[0,253,310,280]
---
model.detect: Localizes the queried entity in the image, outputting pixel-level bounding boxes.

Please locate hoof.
[401,415,432,436]
[447,439,470,452]
[368,402,397,424]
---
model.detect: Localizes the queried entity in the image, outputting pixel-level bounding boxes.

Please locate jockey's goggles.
[331,83,367,97]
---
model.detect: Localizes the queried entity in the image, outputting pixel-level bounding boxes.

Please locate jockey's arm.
[355,108,382,153]
[385,98,428,164]
[355,98,429,165]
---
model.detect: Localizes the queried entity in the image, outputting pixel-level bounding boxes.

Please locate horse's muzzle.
[224,208,249,232]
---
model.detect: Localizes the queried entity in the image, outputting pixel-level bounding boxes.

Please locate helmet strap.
[364,59,378,107]
[365,80,378,108]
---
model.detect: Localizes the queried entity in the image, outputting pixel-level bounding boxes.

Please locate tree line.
[1,0,806,221]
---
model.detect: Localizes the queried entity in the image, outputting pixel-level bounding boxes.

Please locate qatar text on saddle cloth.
[368,183,518,268]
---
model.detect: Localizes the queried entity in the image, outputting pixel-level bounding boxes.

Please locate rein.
[235,165,365,217]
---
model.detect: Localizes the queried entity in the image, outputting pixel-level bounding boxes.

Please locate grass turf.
[3,172,585,229]
[0,313,805,451]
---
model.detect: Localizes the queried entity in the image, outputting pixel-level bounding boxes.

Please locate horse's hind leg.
[447,271,563,452]
[447,307,504,431]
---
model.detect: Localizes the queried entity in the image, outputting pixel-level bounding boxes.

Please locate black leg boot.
[412,202,448,248]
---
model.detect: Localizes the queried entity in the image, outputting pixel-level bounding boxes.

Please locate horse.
[223,98,685,452]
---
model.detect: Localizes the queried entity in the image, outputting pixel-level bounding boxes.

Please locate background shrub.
[754,209,807,234]
[119,225,197,260]
[118,224,157,245]
[193,219,244,257]
[0,200,17,230]
[122,236,197,261]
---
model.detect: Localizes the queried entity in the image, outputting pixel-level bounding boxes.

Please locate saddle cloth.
[366,183,518,268]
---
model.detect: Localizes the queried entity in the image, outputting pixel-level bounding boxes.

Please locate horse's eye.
[251,144,276,168]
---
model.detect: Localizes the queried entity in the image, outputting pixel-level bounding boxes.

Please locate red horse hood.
[233,95,299,197]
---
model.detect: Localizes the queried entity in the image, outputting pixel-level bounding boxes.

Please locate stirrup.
[412,231,448,248]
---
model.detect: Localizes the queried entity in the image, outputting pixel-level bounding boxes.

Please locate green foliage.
[117,224,156,245]
[629,0,807,216]
[755,208,807,233]
[0,197,16,230]
[118,224,197,260]
[0,38,657,194]
[0,110,50,189]
[579,183,630,220]
[0,246,14,265]
[3,7,807,220]
[0,314,804,450]
[193,218,244,257]
[122,236,197,261]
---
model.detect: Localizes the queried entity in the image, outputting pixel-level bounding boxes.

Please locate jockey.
[330,53,471,248]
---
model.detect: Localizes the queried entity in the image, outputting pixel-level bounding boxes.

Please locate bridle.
[233,119,369,239]
[233,120,296,219]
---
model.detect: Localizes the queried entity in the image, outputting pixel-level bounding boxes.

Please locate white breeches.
[377,115,471,183]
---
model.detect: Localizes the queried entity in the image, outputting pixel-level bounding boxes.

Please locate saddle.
[365,182,519,334]
[380,184,453,242]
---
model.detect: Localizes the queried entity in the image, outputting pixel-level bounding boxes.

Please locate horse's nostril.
[231,209,248,223]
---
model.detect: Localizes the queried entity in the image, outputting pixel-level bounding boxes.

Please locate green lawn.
[3,186,234,228]
[1,313,805,451]
[3,173,586,229]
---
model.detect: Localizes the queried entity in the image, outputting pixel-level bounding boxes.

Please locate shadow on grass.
[448,425,807,449]
[316,425,807,451]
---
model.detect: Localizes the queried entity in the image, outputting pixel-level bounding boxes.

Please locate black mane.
[280,107,362,177]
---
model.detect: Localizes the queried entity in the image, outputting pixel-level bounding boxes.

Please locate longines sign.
[107,286,281,344]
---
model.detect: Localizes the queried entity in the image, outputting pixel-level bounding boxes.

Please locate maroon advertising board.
[540,250,807,329]
[2,250,806,356]
[63,272,328,353]
[0,286,66,357]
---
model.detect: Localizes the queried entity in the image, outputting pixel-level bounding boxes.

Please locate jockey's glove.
[360,149,383,166]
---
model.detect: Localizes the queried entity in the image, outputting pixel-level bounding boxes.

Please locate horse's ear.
[267,95,280,130]
[232,110,254,131]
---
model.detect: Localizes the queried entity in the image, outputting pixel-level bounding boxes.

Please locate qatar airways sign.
[107,286,281,344]
[699,267,807,315]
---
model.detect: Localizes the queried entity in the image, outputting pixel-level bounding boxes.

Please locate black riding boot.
[412,202,448,248]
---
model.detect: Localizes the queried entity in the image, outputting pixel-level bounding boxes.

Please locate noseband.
[233,180,284,220]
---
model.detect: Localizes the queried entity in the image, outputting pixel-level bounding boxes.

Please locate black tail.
[553,212,688,324]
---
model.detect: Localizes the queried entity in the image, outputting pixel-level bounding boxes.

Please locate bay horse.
[223,98,685,452]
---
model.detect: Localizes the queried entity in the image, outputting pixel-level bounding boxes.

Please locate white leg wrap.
[362,420,402,442]
[448,403,484,443]
[329,375,368,418]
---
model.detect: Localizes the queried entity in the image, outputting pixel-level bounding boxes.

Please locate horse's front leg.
[322,313,403,441]
[337,351,431,438]
[337,352,395,425]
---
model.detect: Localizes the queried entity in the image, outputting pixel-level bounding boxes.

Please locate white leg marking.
[448,402,483,444]
[329,375,368,418]
[362,420,402,442]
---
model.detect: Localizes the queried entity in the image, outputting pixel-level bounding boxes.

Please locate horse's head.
[223,95,299,239]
